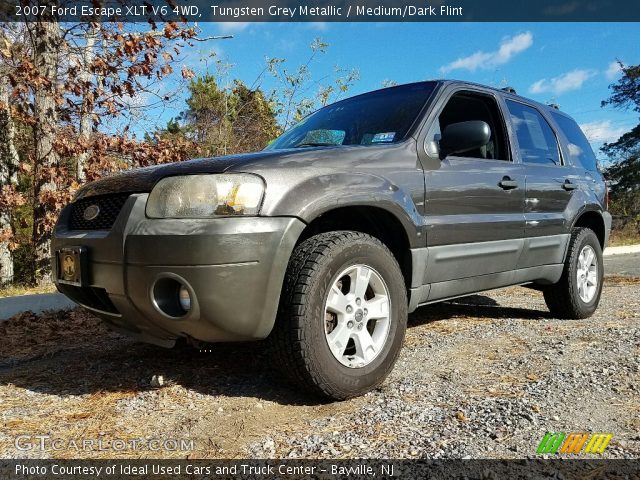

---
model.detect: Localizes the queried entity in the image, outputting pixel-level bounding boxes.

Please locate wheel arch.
[572,209,606,249]
[297,205,414,291]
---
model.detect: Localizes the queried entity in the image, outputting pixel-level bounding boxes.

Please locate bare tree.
[0,25,23,285]
[0,73,20,284]
[76,23,98,181]
[29,19,62,284]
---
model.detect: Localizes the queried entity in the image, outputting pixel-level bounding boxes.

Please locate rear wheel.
[543,227,603,319]
[270,231,407,400]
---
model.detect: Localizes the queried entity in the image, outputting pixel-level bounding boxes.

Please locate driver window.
[426,92,509,161]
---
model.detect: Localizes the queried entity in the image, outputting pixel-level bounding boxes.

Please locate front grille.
[69,193,131,230]
[57,284,119,315]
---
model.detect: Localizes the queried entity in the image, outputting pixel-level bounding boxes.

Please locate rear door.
[504,99,573,268]
[549,110,608,206]
[421,88,526,285]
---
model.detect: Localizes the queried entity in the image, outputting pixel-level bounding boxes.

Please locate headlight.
[146,174,265,218]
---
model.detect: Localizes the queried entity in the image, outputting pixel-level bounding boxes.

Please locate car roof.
[370,79,574,120]
[315,79,577,124]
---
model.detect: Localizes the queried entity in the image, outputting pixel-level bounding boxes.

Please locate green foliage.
[182,74,229,148]
[229,80,281,152]
[154,39,359,156]
[602,64,640,222]
[11,202,35,285]
[156,75,280,157]
[604,150,640,218]
[601,63,640,114]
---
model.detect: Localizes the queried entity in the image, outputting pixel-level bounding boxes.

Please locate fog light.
[178,285,191,312]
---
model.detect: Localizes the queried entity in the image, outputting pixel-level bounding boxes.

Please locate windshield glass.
[267,82,436,150]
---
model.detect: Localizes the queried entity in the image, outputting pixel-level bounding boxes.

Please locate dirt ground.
[1,276,638,459]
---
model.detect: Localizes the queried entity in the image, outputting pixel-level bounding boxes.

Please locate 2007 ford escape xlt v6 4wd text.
[53,80,611,400]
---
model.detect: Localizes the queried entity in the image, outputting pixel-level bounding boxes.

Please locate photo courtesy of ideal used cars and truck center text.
[0,1,638,479]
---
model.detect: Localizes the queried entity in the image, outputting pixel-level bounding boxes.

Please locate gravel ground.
[0,277,638,460]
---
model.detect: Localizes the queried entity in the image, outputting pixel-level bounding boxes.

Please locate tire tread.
[543,227,602,319]
[270,231,404,399]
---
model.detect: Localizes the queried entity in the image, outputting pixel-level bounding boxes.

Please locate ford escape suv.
[53,80,611,400]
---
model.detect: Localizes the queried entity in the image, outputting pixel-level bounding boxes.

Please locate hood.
[74,143,404,200]
[74,149,291,199]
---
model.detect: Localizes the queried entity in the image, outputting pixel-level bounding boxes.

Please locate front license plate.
[57,246,88,286]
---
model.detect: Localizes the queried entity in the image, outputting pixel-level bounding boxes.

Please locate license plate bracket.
[56,246,88,287]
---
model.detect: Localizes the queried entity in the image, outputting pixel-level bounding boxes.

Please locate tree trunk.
[0,73,18,285]
[77,24,98,182]
[31,20,61,285]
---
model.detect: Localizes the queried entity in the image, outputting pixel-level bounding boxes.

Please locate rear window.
[506,100,561,166]
[551,112,599,171]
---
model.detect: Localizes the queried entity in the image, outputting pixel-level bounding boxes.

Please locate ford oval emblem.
[83,204,100,221]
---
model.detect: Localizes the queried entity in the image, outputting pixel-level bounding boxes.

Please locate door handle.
[562,179,578,191]
[499,176,519,190]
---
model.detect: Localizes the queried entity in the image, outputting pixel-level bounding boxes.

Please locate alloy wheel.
[323,264,391,368]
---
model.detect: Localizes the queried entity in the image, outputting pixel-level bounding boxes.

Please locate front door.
[422,90,526,284]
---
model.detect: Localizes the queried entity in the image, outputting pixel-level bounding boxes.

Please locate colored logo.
[537,432,613,455]
[83,204,100,221]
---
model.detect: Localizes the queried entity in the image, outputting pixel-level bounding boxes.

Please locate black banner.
[2,0,640,22]
[1,459,640,480]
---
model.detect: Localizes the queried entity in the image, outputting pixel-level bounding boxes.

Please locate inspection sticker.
[371,132,396,143]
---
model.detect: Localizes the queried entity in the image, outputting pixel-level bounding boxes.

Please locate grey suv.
[52,80,611,400]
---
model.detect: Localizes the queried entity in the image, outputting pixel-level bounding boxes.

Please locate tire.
[270,231,407,400]
[543,227,604,319]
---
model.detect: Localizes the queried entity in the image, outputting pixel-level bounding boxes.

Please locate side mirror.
[439,120,491,159]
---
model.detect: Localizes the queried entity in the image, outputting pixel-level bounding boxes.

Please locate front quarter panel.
[230,143,427,249]
[262,171,424,245]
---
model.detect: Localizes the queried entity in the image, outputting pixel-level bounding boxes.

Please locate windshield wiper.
[294,142,337,148]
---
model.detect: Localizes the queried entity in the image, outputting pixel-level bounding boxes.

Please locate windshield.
[267,82,436,150]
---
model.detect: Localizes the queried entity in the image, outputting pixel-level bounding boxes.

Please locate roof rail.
[501,86,517,94]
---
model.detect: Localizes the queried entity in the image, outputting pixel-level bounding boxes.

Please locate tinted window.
[301,129,346,145]
[506,100,561,166]
[267,82,435,150]
[433,92,509,160]
[551,112,599,171]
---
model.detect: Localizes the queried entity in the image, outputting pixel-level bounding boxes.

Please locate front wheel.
[270,231,407,400]
[543,227,604,319]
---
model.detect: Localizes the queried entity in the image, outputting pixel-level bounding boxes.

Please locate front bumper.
[52,194,305,346]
